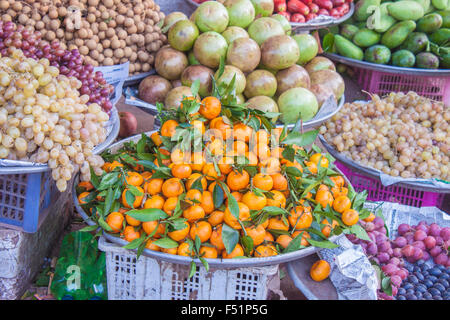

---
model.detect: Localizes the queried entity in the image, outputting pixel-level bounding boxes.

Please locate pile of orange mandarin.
[76,93,370,260]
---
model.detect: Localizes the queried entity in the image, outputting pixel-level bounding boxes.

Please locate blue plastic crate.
[0,170,57,233]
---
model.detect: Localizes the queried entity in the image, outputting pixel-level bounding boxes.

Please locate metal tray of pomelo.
[123,82,345,132]
[73,130,352,268]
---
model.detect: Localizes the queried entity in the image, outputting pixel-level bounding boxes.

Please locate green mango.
[437,11,450,28]
[417,13,443,32]
[355,21,368,29]
[429,28,450,45]
[440,51,450,68]
[341,24,360,40]
[364,45,392,64]
[388,1,425,20]
[431,0,449,10]
[353,28,382,47]
[426,3,436,12]
[355,0,382,21]
[367,2,397,32]
[334,35,365,60]
[415,52,440,68]
[401,32,429,53]
[413,0,431,11]
[392,49,416,67]
[381,20,417,48]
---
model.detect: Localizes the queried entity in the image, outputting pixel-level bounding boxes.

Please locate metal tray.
[123,83,345,132]
[319,135,450,193]
[72,130,353,268]
[124,70,156,87]
[185,0,354,31]
[286,252,339,300]
[290,3,354,31]
[324,53,450,76]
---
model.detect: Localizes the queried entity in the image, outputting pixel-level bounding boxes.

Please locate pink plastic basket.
[335,161,446,209]
[354,68,450,102]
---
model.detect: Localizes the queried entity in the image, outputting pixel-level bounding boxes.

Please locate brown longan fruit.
[32,19,45,30]
[142,63,151,72]
[102,39,111,48]
[64,31,73,40]
[12,1,22,11]
[49,19,60,30]
[78,28,88,39]
[49,9,58,19]
[111,39,121,49]
[104,0,114,8]
[116,14,125,25]
[117,29,127,40]
[79,46,89,55]
[108,20,116,28]
[103,58,114,66]
[86,39,97,50]
[86,13,96,23]
[123,47,132,57]
[74,38,84,47]
[56,29,65,39]
[99,22,108,31]
[18,14,28,25]
[127,25,137,34]
[106,28,115,38]
[124,17,133,27]
[58,7,67,17]
[0,1,10,10]
[114,48,124,59]
[90,50,99,59]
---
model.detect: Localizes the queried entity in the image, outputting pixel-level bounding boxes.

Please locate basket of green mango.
[319,0,450,70]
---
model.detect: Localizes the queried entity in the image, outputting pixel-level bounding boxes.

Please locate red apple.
[119,111,138,138]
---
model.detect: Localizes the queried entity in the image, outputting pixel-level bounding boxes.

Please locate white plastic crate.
[98,236,279,300]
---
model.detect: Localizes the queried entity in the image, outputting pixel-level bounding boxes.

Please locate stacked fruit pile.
[323,0,450,68]
[398,260,449,300]
[348,216,450,299]
[76,81,370,264]
[0,21,114,113]
[0,0,167,74]
[138,0,346,125]
[0,47,109,191]
[274,0,353,23]
[320,91,449,181]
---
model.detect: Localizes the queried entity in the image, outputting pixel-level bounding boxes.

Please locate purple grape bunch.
[395,222,450,267]
[347,218,450,300]
[346,216,409,298]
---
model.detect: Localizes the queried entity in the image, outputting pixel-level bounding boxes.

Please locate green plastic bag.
[50,231,107,300]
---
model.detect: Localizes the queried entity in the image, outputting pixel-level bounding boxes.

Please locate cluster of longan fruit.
[0,0,167,74]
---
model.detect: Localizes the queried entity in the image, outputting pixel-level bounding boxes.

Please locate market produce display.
[137,0,346,126]
[0,20,115,192]
[0,21,114,113]
[274,0,353,23]
[0,0,167,75]
[348,215,450,300]
[319,92,449,181]
[321,0,450,68]
[76,79,371,265]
